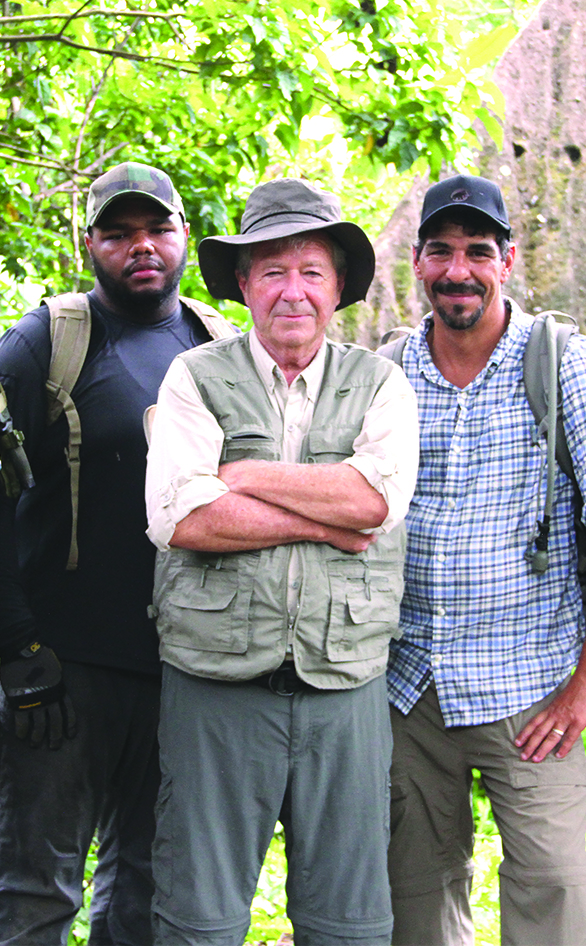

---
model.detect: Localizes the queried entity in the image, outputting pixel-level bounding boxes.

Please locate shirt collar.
[248,326,327,402]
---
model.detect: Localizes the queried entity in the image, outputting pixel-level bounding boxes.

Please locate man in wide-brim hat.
[145,178,419,946]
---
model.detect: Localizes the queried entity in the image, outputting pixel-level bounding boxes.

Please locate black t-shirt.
[0,291,211,673]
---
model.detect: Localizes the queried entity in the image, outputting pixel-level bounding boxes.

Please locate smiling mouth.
[434,281,485,299]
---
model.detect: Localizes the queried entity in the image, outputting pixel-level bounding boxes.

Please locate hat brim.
[418,205,511,240]
[198,220,375,310]
[88,190,183,228]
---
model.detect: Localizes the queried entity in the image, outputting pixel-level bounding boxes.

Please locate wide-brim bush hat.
[198,178,375,310]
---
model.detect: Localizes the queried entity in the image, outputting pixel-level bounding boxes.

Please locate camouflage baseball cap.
[86,161,185,228]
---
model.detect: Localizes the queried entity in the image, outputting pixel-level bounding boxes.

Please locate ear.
[84,231,92,253]
[500,243,516,283]
[413,246,423,281]
[183,222,190,240]
[236,271,249,305]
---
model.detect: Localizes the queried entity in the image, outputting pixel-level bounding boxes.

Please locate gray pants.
[0,662,161,946]
[389,681,586,946]
[153,664,394,946]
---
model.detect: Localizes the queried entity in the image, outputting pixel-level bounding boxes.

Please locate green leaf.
[475,106,504,150]
[276,70,299,101]
[243,15,267,44]
[458,22,517,71]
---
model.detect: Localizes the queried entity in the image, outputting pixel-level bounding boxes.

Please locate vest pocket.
[306,427,357,463]
[165,566,251,653]
[222,432,280,463]
[326,569,402,662]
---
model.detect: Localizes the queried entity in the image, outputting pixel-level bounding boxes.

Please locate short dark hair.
[414,208,512,262]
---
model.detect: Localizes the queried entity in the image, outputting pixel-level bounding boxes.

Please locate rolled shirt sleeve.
[343,363,419,532]
[145,357,229,550]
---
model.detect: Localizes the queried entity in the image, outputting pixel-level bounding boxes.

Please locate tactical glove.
[0,642,77,749]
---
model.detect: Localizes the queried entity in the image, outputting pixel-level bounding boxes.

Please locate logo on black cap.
[450,188,470,202]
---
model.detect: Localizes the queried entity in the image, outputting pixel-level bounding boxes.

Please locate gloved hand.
[0,642,77,749]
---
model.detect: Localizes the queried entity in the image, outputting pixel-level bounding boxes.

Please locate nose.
[281,270,306,303]
[129,230,155,255]
[445,251,471,282]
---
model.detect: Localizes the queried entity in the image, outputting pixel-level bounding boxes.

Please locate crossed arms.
[145,350,419,556]
[171,460,386,555]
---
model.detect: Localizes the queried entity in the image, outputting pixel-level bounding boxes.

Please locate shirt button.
[437,553,446,563]
[287,423,295,432]
[446,498,456,509]
[431,654,443,668]
[161,490,173,506]
[452,444,461,454]
[435,606,446,617]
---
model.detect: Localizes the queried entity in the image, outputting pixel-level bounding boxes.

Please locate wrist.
[0,638,43,664]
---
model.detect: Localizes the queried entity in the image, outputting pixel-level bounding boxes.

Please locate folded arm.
[171,489,376,554]
[217,460,388,530]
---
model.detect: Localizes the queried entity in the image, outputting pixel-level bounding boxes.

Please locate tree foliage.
[0,0,531,325]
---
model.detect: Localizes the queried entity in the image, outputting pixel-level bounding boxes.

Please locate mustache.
[432,280,486,298]
[123,259,164,276]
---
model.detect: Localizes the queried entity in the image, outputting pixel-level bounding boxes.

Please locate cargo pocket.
[166,566,251,653]
[326,568,401,662]
[508,755,586,790]
[222,431,279,462]
[306,427,357,464]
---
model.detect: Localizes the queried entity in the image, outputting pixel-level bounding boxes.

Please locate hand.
[0,642,77,749]
[323,527,377,554]
[514,673,586,762]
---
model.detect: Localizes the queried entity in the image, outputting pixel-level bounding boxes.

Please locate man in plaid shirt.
[384,175,586,946]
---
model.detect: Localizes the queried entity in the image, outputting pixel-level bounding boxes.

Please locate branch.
[0,138,67,164]
[70,15,144,283]
[0,32,207,74]
[56,0,95,40]
[39,145,128,198]
[0,152,70,171]
[0,9,186,25]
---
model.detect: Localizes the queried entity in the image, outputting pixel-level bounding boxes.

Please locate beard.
[432,280,486,331]
[90,245,187,321]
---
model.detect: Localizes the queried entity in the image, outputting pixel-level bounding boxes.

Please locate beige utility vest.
[153,334,406,689]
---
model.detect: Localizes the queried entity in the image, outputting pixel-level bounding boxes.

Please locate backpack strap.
[523,310,579,574]
[523,311,578,483]
[179,296,237,341]
[43,292,92,571]
[377,326,414,365]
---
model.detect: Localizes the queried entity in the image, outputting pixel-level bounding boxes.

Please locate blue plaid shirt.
[387,300,586,726]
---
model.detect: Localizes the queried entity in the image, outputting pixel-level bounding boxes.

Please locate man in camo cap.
[0,161,234,945]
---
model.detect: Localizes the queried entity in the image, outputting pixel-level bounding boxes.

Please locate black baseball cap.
[418,174,511,239]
